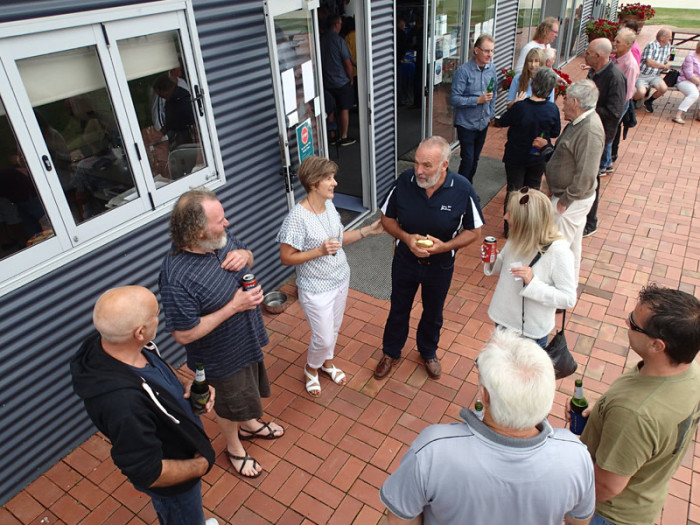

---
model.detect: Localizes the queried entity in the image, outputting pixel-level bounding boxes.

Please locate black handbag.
[545,310,578,379]
[664,69,680,88]
[523,249,578,380]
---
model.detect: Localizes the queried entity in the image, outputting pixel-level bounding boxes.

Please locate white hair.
[419,135,451,163]
[566,79,599,111]
[477,329,555,430]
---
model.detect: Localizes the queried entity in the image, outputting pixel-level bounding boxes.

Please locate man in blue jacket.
[71,286,218,525]
[450,34,497,183]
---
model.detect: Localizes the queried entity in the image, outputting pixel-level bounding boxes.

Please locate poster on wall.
[434,58,443,85]
[296,118,314,165]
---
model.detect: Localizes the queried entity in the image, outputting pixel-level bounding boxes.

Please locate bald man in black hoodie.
[71,286,219,525]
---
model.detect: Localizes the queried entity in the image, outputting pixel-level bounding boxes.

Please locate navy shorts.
[328,82,354,111]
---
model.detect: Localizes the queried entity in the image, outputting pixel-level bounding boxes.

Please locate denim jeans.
[590,513,617,525]
[456,125,489,183]
[383,253,454,360]
[142,480,206,525]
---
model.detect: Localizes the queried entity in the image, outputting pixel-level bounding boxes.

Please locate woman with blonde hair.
[506,48,555,108]
[277,156,382,396]
[482,188,576,348]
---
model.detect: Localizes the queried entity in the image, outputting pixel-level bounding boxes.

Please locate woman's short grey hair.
[566,79,599,111]
[477,329,555,430]
[531,68,558,99]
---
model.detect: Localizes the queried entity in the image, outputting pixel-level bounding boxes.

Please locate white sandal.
[320,364,346,385]
[304,367,321,396]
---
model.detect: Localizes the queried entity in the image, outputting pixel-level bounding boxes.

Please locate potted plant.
[618,3,655,30]
[585,18,619,42]
[552,69,572,98]
[501,68,515,91]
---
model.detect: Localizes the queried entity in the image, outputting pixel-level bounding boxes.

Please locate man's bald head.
[589,38,612,59]
[93,286,159,344]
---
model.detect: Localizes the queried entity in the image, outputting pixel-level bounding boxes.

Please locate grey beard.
[199,233,227,252]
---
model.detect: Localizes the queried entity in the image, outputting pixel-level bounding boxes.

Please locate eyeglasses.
[628,311,652,336]
[476,47,494,54]
[519,186,530,205]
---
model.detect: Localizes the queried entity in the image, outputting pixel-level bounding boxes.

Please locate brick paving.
[3,25,700,525]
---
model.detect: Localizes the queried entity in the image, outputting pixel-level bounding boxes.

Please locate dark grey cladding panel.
[578,0,594,54]
[370,0,397,203]
[0,0,144,22]
[0,0,294,505]
[494,0,519,116]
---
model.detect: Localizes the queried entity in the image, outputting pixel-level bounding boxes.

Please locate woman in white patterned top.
[278,156,383,396]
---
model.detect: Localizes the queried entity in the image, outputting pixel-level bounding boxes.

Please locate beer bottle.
[474,399,484,421]
[570,379,588,435]
[487,77,495,93]
[190,363,210,415]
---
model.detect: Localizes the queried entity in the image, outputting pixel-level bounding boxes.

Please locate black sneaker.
[338,137,356,147]
[644,98,654,113]
[582,226,597,238]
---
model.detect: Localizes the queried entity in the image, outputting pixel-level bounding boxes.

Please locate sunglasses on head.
[518,186,530,205]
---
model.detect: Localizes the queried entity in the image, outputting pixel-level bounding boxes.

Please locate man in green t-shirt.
[580,284,700,525]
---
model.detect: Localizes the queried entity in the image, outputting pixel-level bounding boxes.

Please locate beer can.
[242,273,257,291]
[482,236,497,264]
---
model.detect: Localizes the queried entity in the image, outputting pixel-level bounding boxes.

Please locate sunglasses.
[628,311,652,336]
[519,186,530,205]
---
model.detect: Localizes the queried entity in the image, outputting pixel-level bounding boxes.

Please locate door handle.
[42,155,53,171]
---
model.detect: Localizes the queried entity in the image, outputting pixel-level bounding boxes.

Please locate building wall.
[0,0,397,505]
[0,0,291,505]
[494,0,519,115]
[370,0,398,203]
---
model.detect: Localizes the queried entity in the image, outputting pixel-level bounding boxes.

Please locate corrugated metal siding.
[0,0,294,505]
[370,0,397,203]
[578,0,594,54]
[494,0,518,115]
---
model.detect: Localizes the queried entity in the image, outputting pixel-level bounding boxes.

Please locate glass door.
[263,0,326,210]
[426,0,466,144]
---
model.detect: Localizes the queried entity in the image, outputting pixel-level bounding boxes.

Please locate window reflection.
[118,31,206,185]
[17,46,138,222]
[0,101,55,260]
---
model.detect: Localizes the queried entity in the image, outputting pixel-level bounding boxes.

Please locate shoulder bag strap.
[521,244,552,333]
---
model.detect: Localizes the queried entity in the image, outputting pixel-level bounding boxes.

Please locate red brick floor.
[3,26,700,525]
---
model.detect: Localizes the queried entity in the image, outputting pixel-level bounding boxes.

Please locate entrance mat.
[345,155,505,301]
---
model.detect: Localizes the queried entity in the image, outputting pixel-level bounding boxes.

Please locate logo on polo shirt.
[440,205,452,211]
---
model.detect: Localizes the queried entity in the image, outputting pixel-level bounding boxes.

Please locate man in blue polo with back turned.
[374,136,483,381]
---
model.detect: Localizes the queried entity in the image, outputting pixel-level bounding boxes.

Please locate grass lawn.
[651,8,700,29]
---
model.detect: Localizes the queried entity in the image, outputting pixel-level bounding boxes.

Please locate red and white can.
[482,236,497,264]
[242,273,258,291]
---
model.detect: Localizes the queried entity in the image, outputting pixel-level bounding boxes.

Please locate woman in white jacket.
[483,188,576,347]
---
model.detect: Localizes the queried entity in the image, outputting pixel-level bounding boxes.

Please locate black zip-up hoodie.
[70,332,215,496]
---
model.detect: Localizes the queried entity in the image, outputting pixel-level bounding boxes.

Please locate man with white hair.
[380,329,595,524]
[634,27,672,113]
[374,136,483,381]
[71,286,219,525]
[535,80,605,284]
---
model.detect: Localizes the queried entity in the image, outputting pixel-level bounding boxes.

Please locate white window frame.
[0,0,224,296]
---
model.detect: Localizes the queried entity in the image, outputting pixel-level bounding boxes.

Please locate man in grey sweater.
[534,80,605,284]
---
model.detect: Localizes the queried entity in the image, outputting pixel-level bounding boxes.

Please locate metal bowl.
[263,291,289,314]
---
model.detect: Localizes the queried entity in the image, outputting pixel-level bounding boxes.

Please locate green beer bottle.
[190,363,210,415]
[487,77,495,93]
[570,379,588,435]
[474,399,484,421]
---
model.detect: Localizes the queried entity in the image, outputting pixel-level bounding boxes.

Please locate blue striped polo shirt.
[159,233,268,380]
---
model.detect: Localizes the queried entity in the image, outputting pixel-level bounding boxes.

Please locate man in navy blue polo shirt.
[374,136,484,380]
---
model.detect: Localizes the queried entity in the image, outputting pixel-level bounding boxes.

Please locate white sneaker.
[205,519,220,525]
